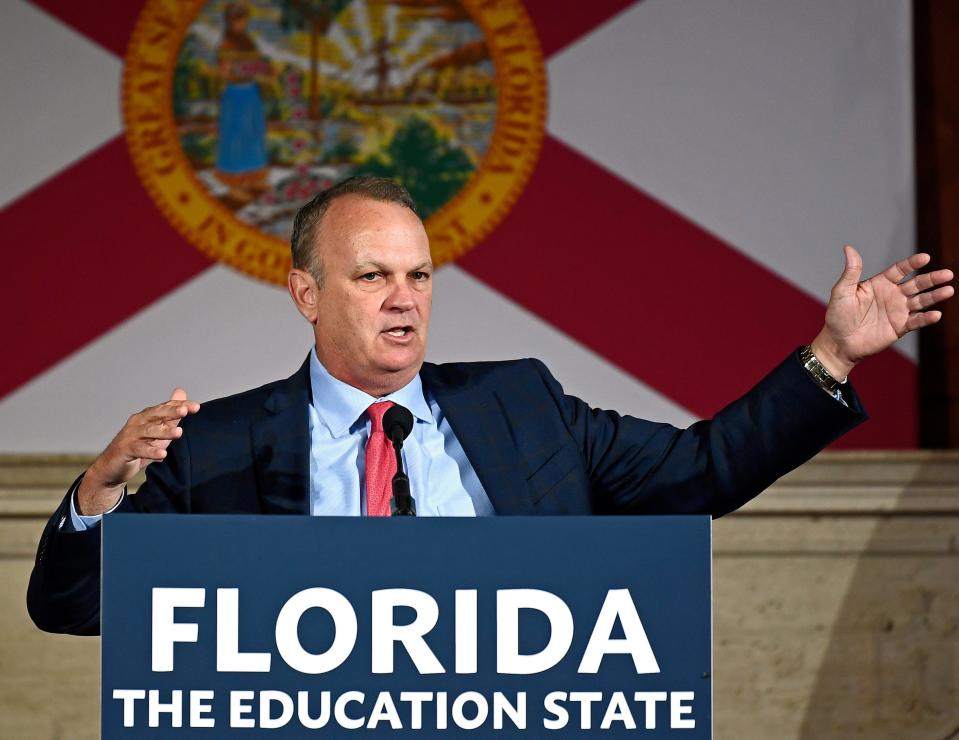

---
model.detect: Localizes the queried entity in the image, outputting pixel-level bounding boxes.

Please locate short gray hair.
[290,176,418,285]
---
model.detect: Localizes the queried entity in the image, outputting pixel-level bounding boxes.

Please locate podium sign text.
[102,515,711,737]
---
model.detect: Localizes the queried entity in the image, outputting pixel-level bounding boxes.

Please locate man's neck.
[315,357,421,399]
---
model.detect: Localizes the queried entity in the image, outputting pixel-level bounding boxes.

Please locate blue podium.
[102,515,711,737]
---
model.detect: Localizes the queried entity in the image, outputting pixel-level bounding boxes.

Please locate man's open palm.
[821,246,954,370]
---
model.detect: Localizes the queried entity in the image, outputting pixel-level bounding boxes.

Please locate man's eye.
[412,271,431,281]
[360,273,379,281]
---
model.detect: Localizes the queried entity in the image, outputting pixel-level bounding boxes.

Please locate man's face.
[299,195,433,396]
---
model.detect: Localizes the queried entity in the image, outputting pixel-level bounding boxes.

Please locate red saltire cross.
[2,0,916,447]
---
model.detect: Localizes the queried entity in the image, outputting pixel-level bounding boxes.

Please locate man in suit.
[27,176,955,635]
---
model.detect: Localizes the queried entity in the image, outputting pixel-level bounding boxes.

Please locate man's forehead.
[349,240,432,266]
[320,196,429,258]
[325,194,420,230]
[319,195,416,242]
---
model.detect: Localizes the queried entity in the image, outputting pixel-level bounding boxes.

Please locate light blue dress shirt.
[307,349,494,516]
[69,349,494,529]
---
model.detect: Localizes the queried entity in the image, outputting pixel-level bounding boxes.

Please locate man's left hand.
[810,245,954,380]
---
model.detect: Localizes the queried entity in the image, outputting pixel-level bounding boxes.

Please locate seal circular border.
[122,0,547,285]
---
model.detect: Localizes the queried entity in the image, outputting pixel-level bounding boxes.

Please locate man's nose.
[385,278,416,311]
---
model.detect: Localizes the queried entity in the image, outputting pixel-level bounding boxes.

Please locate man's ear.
[288,268,319,324]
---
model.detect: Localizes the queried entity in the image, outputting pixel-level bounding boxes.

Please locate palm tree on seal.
[279,0,353,138]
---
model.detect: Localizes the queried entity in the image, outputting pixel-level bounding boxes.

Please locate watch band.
[799,345,846,394]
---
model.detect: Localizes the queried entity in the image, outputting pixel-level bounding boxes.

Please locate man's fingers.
[139,423,184,441]
[94,394,196,488]
[836,244,863,288]
[900,268,954,295]
[143,399,201,423]
[107,392,200,474]
[883,252,931,283]
[906,284,955,312]
[130,441,168,461]
[906,310,943,333]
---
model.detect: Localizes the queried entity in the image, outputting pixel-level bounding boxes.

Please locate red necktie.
[365,401,396,516]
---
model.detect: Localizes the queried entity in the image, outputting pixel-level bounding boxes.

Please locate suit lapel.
[421,363,533,514]
[251,357,311,515]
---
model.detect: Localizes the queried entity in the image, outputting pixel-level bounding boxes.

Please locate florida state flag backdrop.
[1,0,914,451]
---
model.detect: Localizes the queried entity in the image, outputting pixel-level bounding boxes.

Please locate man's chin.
[378,360,424,378]
[373,347,425,377]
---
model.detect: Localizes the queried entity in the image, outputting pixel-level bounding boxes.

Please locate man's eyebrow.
[352,260,389,273]
[351,260,434,273]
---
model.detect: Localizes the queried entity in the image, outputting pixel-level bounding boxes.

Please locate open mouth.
[383,326,413,338]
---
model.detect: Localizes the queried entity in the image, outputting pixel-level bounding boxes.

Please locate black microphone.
[383,405,416,516]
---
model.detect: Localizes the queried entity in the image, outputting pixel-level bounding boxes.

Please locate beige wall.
[2,453,957,739]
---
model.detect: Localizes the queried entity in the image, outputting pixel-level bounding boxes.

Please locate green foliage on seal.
[358,116,476,219]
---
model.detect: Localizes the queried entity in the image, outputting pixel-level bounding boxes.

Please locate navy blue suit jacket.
[27,351,865,634]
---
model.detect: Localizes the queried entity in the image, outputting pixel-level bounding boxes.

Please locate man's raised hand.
[811,245,954,380]
[75,389,201,516]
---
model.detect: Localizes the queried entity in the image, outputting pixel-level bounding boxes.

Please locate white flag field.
[0,0,915,450]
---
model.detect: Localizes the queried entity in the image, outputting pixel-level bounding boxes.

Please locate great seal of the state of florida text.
[123,0,546,284]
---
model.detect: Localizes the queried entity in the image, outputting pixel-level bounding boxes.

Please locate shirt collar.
[309,347,434,438]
